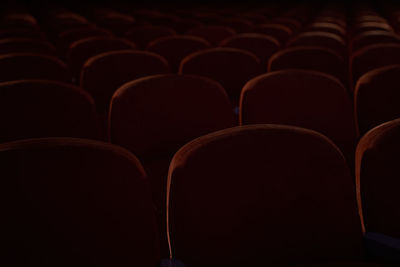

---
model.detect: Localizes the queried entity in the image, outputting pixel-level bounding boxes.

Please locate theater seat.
[252,23,293,44]
[350,31,400,52]
[187,25,236,46]
[0,38,56,55]
[268,46,347,85]
[0,137,159,266]
[67,36,136,79]
[355,65,400,135]
[0,80,98,142]
[220,33,280,68]
[80,50,169,113]
[287,31,346,58]
[109,74,235,257]
[167,124,363,267]
[147,35,210,72]
[240,70,357,162]
[350,43,400,87]
[179,47,262,106]
[356,118,400,239]
[0,53,70,82]
[125,25,176,49]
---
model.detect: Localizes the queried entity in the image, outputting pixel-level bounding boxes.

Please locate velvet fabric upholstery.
[80,50,169,113]
[167,125,363,267]
[268,46,347,85]
[187,25,236,46]
[67,36,136,79]
[0,53,70,82]
[125,25,176,49]
[252,23,293,44]
[179,47,262,105]
[350,30,400,52]
[350,44,400,88]
[0,80,98,142]
[0,137,159,266]
[240,70,357,163]
[147,35,210,73]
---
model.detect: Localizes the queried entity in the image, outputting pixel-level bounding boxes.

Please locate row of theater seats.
[3,119,400,266]
[1,2,400,266]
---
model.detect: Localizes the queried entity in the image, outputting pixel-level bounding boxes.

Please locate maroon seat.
[220,33,280,67]
[0,53,70,82]
[240,70,357,162]
[350,31,400,52]
[0,28,46,40]
[179,47,262,105]
[187,25,236,46]
[270,17,302,32]
[0,80,98,142]
[287,31,346,58]
[351,22,393,37]
[0,38,56,55]
[95,12,136,36]
[307,22,346,37]
[67,36,136,79]
[356,118,400,239]
[147,35,210,72]
[80,50,169,113]
[167,124,363,267]
[350,43,400,88]
[0,137,159,266]
[125,25,176,49]
[355,65,400,135]
[252,23,293,44]
[56,27,112,57]
[268,46,347,85]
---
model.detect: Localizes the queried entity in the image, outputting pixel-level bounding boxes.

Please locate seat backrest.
[67,36,136,79]
[0,53,70,82]
[356,118,400,238]
[268,46,347,85]
[0,38,56,55]
[146,35,210,72]
[187,25,236,45]
[240,70,357,160]
[0,137,159,266]
[179,47,262,104]
[355,65,400,135]
[252,23,293,44]
[80,50,169,113]
[109,73,235,160]
[287,31,346,58]
[0,80,98,142]
[350,30,400,52]
[350,43,400,87]
[307,22,346,37]
[125,25,176,49]
[168,124,363,267]
[220,33,280,67]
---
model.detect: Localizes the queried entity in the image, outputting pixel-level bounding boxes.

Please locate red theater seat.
[350,43,400,87]
[109,74,235,210]
[0,38,56,55]
[94,12,136,36]
[350,31,400,52]
[240,70,357,161]
[0,137,159,266]
[56,27,112,57]
[125,25,176,49]
[252,23,293,44]
[80,50,169,113]
[67,36,136,79]
[355,65,400,135]
[0,80,98,143]
[187,25,236,46]
[167,124,363,267]
[179,47,262,105]
[220,33,280,67]
[307,22,346,37]
[0,28,46,40]
[0,53,70,82]
[356,118,400,239]
[268,46,347,85]
[287,31,346,58]
[351,22,393,36]
[147,35,210,72]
